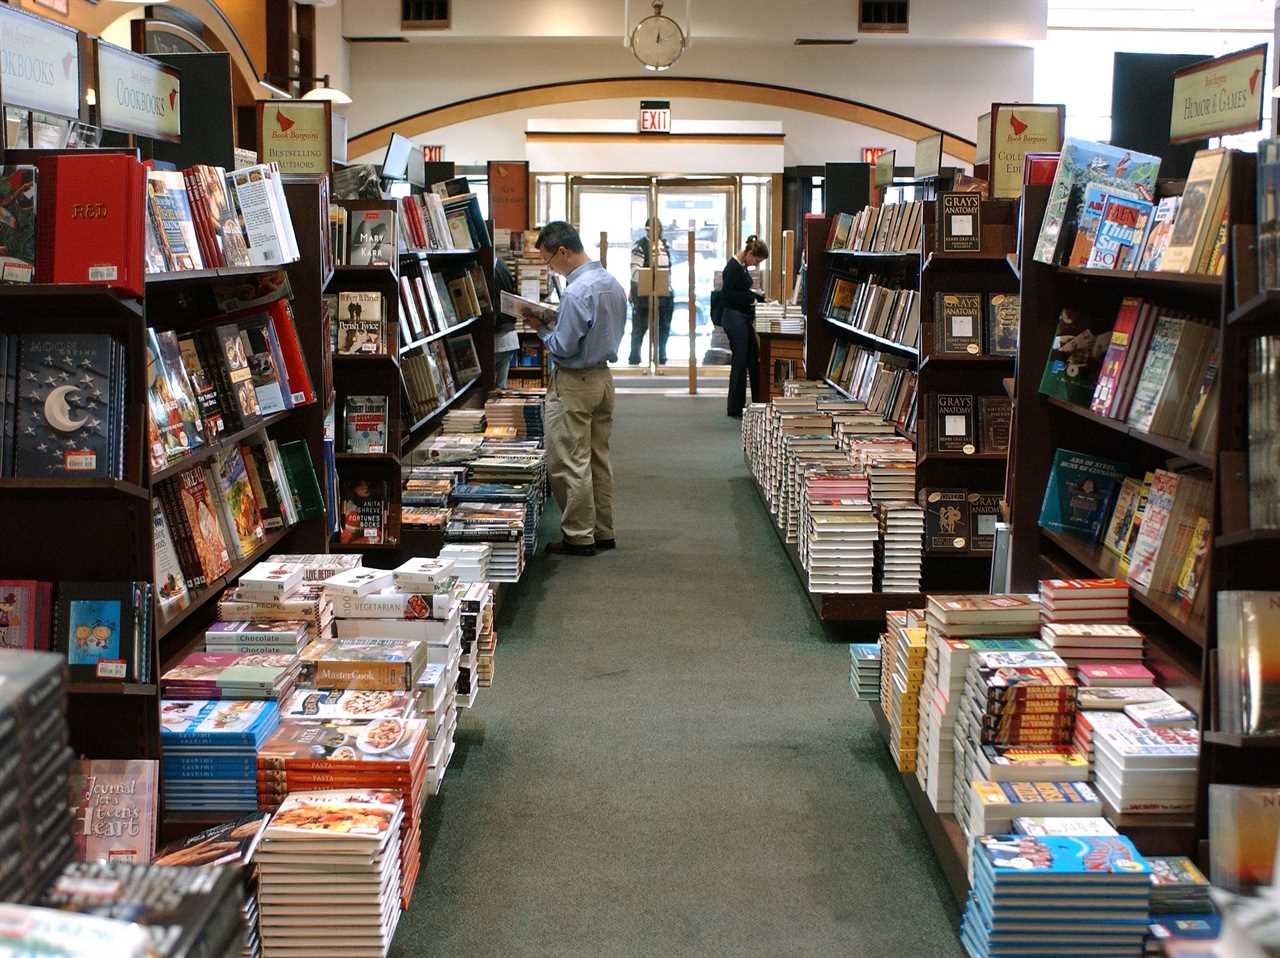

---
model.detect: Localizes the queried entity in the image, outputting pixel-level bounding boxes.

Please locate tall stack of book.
[0,650,74,903]
[914,597,1045,814]
[442,408,486,434]
[460,583,494,699]
[39,861,248,957]
[754,302,805,334]
[153,811,271,958]
[960,834,1153,958]
[484,394,545,442]
[850,644,881,701]
[256,790,403,957]
[415,660,459,795]
[801,472,876,593]
[876,502,924,592]
[160,650,300,703]
[880,614,926,772]
[475,588,497,689]
[467,452,548,556]
[1144,856,1214,953]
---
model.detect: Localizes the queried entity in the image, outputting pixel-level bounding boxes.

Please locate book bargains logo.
[271,108,321,142]
[1002,111,1050,146]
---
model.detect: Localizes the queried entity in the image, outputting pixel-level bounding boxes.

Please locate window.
[859,0,908,34]
[535,175,567,227]
[402,0,449,29]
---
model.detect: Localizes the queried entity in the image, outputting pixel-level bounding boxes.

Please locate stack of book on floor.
[1144,856,1216,955]
[416,659,459,795]
[0,651,74,903]
[801,472,876,593]
[256,789,403,957]
[960,834,1153,958]
[445,503,525,582]
[439,543,491,582]
[217,554,354,642]
[880,612,926,772]
[850,644,881,701]
[39,860,247,957]
[160,699,281,812]
[442,408,486,434]
[454,477,542,558]
[153,811,272,958]
[876,502,924,592]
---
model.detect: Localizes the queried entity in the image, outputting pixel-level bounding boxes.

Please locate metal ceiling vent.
[859,0,909,33]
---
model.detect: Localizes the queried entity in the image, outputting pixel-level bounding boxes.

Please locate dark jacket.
[721,256,762,319]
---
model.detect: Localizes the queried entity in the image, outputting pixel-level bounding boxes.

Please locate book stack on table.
[453,479,541,560]
[39,861,248,958]
[217,553,360,643]
[912,595,1042,815]
[801,472,876,593]
[439,543,491,582]
[153,811,272,958]
[442,408,486,434]
[160,650,302,703]
[1093,723,1200,817]
[876,501,924,593]
[880,612,926,773]
[475,588,497,689]
[1144,856,1216,956]
[445,503,525,583]
[0,650,74,903]
[256,790,404,958]
[0,903,149,955]
[1038,578,1146,669]
[469,452,548,556]
[458,583,493,703]
[849,643,881,701]
[161,699,281,813]
[484,393,545,442]
[960,834,1153,958]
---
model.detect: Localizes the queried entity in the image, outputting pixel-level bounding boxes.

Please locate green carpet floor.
[391,394,965,957]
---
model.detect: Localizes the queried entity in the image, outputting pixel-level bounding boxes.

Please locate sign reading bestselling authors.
[95,40,181,142]
[988,103,1065,200]
[256,99,332,174]
[1170,44,1267,144]
[0,4,79,118]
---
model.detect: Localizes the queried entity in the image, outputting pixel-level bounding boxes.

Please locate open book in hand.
[500,290,558,331]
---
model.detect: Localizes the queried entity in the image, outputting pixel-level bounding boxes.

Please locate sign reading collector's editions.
[256,99,332,174]
[0,4,79,118]
[95,40,181,142]
[988,103,1065,200]
[1170,44,1267,144]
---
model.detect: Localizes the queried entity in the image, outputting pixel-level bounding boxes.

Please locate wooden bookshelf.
[756,330,805,401]
[1006,155,1263,864]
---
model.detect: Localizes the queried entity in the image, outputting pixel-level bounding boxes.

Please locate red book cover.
[267,299,315,406]
[1077,663,1154,686]
[1023,152,1060,186]
[49,154,146,296]
[1090,299,1144,416]
[180,166,219,268]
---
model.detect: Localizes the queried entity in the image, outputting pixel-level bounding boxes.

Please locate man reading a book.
[533,221,628,556]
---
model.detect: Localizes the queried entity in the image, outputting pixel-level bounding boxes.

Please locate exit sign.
[423,145,444,162]
[863,147,887,163]
[640,99,671,133]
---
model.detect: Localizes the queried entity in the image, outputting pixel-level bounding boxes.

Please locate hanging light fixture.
[262,73,351,105]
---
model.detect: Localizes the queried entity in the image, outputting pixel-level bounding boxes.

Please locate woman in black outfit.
[721,235,769,418]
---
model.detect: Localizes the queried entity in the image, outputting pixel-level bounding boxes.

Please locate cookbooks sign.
[0,4,79,118]
[988,103,1065,200]
[1170,44,1267,144]
[256,99,332,174]
[96,40,181,142]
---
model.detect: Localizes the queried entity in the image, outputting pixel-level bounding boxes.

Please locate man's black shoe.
[547,540,597,556]
[595,538,616,550]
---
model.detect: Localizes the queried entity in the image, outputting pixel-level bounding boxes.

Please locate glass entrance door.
[570,176,749,388]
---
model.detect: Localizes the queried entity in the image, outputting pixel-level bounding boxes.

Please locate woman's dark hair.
[536,220,584,255]
[742,234,769,259]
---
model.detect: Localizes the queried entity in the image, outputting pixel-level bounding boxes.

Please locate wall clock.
[630,1,685,72]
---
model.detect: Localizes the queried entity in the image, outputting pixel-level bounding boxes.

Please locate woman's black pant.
[722,308,759,417]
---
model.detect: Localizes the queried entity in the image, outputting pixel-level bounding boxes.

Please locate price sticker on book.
[963,443,976,455]
[95,659,127,680]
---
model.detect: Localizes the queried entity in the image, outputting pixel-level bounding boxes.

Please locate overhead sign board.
[0,4,79,118]
[1170,43,1267,143]
[96,40,181,142]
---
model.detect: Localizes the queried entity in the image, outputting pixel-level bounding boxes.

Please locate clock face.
[631,14,685,71]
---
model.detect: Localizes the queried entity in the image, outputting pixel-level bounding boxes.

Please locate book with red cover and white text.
[1078,663,1154,687]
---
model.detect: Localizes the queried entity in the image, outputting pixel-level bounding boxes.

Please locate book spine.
[157,477,206,590]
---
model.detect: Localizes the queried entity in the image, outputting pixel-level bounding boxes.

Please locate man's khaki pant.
[545,366,615,546]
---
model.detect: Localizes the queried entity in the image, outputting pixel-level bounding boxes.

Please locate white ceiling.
[342,0,1048,46]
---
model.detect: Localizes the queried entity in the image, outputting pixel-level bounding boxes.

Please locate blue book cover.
[1038,448,1126,542]
[1067,183,1114,267]
[973,834,1151,884]
[161,756,258,780]
[1034,137,1162,266]
[160,699,280,747]
[1087,193,1153,271]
